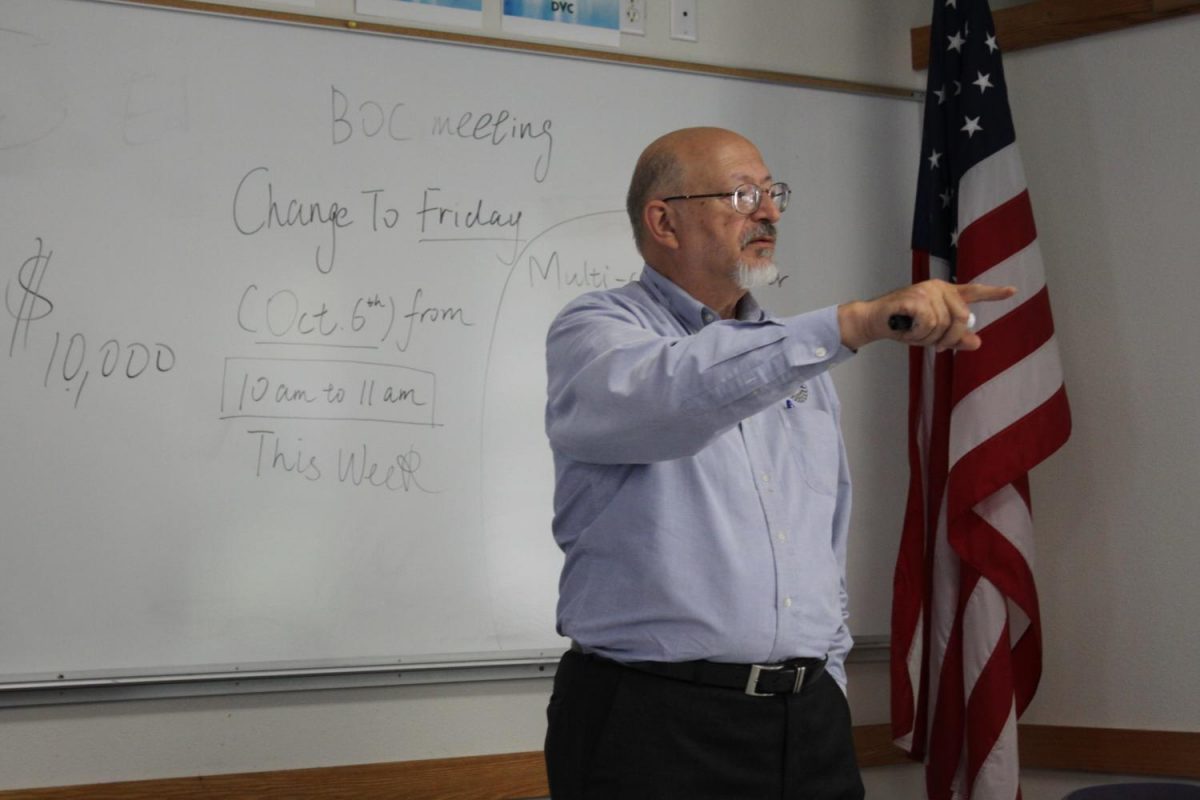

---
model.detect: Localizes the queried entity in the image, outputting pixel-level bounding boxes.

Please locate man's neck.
[649,263,745,321]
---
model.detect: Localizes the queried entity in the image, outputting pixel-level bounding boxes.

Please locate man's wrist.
[836,300,874,351]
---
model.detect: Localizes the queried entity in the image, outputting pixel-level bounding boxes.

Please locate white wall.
[2,1,1197,795]
[1004,13,1200,734]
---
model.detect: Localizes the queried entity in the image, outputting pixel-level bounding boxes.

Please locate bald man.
[543,128,1012,799]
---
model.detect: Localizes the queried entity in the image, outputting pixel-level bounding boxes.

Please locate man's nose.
[753,193,783,223]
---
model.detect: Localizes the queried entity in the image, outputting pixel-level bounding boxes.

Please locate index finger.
[956,283,1017,304]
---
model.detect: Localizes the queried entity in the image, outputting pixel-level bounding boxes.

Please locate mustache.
[740,223,777,248]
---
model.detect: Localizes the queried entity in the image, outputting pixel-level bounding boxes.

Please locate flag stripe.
[1009,604,1042,714]
[956,142,1028,233]
[958,191,1038,282]
[962,585,1011,782]
[925,572,970,799]
[961,576,1007,700]
[965,241,1046,332]
[972,485,1035,574]
[972,699,1020,799]
[949,386,1072,522]
[952,287,1056,400]
[948,337,1064,469]
[953,507,1037,635]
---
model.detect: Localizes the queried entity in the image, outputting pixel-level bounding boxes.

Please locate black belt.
[571,642,827,697]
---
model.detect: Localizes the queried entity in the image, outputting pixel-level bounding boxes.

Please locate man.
[543,127,1012,799]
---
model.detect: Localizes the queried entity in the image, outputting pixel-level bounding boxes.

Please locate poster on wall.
[356,0,484,27]
[502,0,620,46]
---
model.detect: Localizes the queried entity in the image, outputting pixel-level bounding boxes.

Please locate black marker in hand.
[887,312,976,332]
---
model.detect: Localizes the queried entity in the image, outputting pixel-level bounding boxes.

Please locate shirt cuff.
[779,305,856,368]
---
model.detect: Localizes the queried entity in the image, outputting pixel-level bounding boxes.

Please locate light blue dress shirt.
[545,265,858,688]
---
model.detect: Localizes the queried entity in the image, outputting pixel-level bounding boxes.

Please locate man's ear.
[643,200,680,250]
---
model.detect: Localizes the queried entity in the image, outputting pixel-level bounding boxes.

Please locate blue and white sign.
[502,0,620,46]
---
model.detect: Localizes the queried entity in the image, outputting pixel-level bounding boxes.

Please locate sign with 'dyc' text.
[502,0,620,46]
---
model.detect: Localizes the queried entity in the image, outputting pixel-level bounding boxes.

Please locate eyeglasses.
[661,182,791,215]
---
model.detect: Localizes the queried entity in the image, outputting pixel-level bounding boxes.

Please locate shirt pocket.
[779,405,840,496]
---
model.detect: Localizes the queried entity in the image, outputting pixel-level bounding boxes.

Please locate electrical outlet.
[670,0,697,42]
[621,0,646,36]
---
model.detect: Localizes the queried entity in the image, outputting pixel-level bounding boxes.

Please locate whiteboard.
[0,0,920,683]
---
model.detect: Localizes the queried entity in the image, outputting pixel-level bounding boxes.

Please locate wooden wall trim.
[0,752,549,800]
[854,724,1200,779]
[1019,725,1200,779]
[911,0,1200,69]
[3,725,1195,798]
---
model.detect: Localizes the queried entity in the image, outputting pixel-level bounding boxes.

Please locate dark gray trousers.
[545,649,866,800]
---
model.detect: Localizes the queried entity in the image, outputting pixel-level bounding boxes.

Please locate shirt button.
[761,473,771,483]
[776,530,787,542]
[701,310,715,324]
[783,597,793,608]
[814,346,828,358]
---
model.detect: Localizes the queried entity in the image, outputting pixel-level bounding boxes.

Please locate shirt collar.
[639,264,768,333]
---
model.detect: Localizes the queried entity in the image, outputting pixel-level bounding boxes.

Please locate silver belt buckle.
[744,663,807,696]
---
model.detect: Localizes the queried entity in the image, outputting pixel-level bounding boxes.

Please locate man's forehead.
[692,144,771,185]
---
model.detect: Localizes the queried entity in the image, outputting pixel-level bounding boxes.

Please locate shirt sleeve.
[545,292,854,465]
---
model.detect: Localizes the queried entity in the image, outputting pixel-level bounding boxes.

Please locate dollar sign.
[6,237,55,357]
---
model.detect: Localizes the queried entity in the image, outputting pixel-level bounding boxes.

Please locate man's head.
[626,128,786,310]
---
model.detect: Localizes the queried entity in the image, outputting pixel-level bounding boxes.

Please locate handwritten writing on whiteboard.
[330,86,555,183]
[219,357,436,426]
[231,167,528,275]
[234,285,474,353]
[246,429,436,494]
[5,238,176,409]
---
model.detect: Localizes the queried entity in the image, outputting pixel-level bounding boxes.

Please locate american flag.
[890,1,1072,798]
